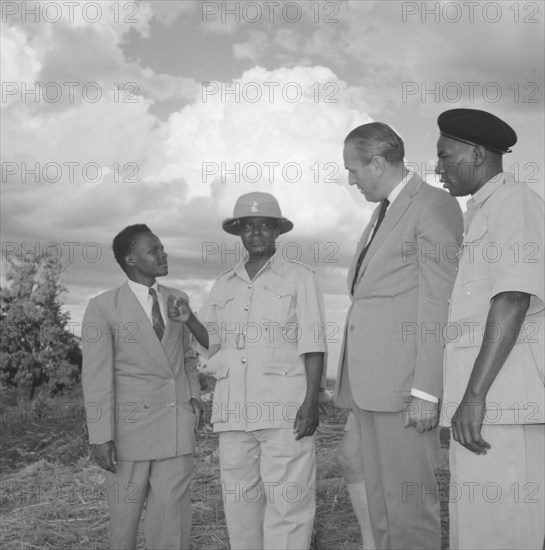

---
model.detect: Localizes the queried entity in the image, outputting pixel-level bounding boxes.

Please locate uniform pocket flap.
[211,296,235,309]
[264,283,295,299]
[262,361,304,376]
[463,223,487,243]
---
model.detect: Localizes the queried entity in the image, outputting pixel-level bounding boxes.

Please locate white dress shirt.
[364,171,413,246]
[127,279,167,327]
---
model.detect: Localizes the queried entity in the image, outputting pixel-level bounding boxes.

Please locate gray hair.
[345,122,405,165]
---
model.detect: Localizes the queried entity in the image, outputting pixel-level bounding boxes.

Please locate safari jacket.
[199,253,327,432]
[442,173,545,426]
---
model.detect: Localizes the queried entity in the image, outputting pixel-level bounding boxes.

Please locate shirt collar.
[127,279,160,300]
[231,250,287,280]
[387,169,413,205]
[466,171,513,210]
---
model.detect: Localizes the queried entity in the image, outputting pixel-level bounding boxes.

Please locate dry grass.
[0,392,450,549]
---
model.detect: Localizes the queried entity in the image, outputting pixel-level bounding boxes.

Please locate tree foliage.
[0,255,82,399]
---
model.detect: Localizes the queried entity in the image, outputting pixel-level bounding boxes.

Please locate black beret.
[438,108,517,154]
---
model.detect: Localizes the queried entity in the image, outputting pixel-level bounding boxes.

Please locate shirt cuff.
[410,388,439,403]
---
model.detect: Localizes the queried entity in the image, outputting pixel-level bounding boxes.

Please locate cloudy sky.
[2,0,544,375]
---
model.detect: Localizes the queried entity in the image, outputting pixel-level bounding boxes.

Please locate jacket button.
[241,358,246,364]
[244,306,249,311]
[282,371,288,375]
[248,284,252,289]
[143,404,150,409]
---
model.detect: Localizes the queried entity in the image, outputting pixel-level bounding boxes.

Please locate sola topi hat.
[222,192,294,235]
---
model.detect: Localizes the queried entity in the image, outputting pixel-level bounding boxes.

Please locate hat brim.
[222,216,294,236]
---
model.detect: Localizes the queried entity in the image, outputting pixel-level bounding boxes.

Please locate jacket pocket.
[210,296,235,311]
[261,361,305,377]
[264,283,296,321]
[459,224,488,284]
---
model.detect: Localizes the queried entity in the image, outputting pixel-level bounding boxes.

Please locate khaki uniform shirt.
[442,172,545,426]
[199,253,327,432]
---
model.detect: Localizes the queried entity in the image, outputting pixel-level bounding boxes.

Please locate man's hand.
[167,294,193,323]
[191,397,203,432]
[451,393,490,455]
[402,396,439,433]
[92,441,117,472]
[448,292,530,456]
[294,398,319,440]
[318,388,331,415]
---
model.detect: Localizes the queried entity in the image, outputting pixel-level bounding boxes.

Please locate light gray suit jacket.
[82,282,201,460]
[335,174,463,411]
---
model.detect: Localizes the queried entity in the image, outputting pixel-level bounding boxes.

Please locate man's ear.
[125,252,138,267]
[472,145,487,166]
[370,155,386,176]
[124,240,140,268]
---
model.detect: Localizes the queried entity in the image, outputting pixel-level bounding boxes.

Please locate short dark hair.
[112,224,151,273]
[345,122,405,165]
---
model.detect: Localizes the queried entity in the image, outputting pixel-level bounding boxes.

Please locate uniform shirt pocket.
[261,361,305,377]
[210,296,235,313]
[264,283,296,322]
[460,224,489,285]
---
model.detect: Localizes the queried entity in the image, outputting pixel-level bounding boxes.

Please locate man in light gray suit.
[334,123,463,549]
[82,224,203,550]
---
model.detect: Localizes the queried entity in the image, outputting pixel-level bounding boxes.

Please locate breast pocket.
[264,283,296,322]
[210,296,236,329]
[211,296,235,312]
[460,224,489,285]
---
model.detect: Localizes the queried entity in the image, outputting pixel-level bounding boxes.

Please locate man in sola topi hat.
[188,191,327,549]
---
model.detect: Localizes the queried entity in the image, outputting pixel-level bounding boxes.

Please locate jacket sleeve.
[81,297,115,444]
[412,195,463,399]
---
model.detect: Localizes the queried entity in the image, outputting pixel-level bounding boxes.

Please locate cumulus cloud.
[2,7,375,351]
[151,65,373,230]
[5,1,541,375]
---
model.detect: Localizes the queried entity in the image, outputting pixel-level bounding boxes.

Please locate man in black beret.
[436,109,544,549]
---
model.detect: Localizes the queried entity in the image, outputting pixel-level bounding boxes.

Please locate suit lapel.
[117,282,173,375]
[354,174,422,287]
[347,206,380,294]
[158,285,182,376]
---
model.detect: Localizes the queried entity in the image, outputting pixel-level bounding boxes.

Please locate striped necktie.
[149,287,165,341]
[351,199,390,295]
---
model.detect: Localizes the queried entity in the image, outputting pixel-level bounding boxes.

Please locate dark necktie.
[149,287,165,341]
[351,199,390,295]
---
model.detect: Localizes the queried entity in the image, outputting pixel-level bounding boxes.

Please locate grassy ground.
[0,389,450,549]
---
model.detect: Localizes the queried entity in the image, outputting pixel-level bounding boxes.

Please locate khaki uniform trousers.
[219,428,316,550]
[104,454,194,550]
[449,423,545,550]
